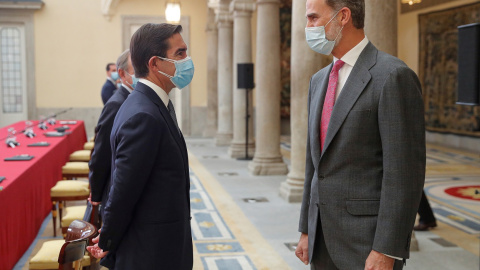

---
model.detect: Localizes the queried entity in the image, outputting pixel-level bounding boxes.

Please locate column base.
[279,178,304,203]
[215,133,233,146]
[228,141,255,158]
[410,231,419,252]
[203,128,217,138]
[248,156,288,175]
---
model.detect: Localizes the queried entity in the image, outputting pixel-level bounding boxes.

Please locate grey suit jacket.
[298,42,426,269]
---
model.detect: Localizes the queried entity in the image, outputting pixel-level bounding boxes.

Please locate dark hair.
[130,23,183,78]
[326,0,364,29]
[106,63,115,72]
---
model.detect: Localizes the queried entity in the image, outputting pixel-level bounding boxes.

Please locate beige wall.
[34,0,208,108]
[397,0,479,73]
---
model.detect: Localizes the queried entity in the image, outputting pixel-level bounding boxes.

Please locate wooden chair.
[61,162,89,179]
[29,219,97,270]
[83,142,94,150]
[69,150,92,162]
[51,180,89,237]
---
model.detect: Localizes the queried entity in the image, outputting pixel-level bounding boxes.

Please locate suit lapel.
[321,42,377,157]
[136,83,187,157]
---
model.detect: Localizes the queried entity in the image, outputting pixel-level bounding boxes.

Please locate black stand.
[237,88,253,161]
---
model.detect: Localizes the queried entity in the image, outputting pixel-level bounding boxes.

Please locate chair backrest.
[57,239,87,270]
[58,219,96,270]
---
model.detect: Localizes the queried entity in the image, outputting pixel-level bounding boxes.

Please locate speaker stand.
[237,88,253,161]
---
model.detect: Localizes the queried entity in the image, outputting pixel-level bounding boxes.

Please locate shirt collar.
[107,77,116,85]
[121,83,133,93]
[333,36,369,67]
[138,78,169,107]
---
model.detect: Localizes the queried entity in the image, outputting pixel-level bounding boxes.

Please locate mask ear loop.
[156,56,175,79]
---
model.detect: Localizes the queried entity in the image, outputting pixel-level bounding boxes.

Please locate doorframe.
[0,8,39,121]
[121,15,191,135]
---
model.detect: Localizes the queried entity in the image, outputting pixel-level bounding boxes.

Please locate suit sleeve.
[98,112,162,252]
[299,78,315,234]
[373,66,426,258]
[88,101,121,202]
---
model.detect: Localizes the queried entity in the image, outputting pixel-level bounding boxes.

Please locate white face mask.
[305,10,344,55]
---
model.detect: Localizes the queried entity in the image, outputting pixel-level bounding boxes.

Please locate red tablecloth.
[0,120,87,270]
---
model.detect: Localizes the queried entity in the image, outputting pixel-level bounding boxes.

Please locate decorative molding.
[230,0,256,14]
[256,0,281,5]
[101,0,121,21]
[0,1,43,9]
[400,0,459,13]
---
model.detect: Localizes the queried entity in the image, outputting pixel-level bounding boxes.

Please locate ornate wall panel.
[419,2,480,137]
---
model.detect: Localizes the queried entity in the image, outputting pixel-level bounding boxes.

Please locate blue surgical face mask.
[126,72,139,90]
[117,83,122,89]
[305,10,343,55]
[111,71,119,81]
[157,56,194,89]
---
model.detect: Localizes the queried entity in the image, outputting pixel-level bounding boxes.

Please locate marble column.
[279,0,329,202]
[214,1,234,146]
[364,0,397,56]
[228,0,256,158]
[204,8,219,138]
[248,0,288,175]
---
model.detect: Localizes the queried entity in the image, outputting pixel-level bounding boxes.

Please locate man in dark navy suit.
[89,49,137,218]
[87,23,194,270]
[101,63,118,104]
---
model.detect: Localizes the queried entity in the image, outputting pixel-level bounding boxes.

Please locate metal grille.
[1,27,23,113]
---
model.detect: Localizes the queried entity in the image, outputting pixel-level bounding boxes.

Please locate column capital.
[230,0,256,15]
[216,10,233,26]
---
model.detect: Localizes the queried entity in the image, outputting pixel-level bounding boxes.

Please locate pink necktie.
[320,60,345,152]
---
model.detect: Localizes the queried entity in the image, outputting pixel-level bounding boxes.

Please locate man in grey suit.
[295,1,425,269]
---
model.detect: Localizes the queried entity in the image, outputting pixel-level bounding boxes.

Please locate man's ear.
[118,68,125,79]
[339,7,351,27]
[148,56,160,71]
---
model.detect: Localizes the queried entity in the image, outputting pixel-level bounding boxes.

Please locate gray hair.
[116,49,130,72]
[326,0,364,29]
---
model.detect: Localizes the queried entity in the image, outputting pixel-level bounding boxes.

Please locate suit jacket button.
[319,175,325,180]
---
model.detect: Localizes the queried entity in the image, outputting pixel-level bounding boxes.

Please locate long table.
[0,120,87,270]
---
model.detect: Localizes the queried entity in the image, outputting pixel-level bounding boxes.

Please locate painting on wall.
[419,2,480,137]
[280,0,291,118]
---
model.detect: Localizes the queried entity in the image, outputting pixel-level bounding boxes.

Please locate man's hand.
[365,250,394,270]
[295,233,309,265]
[86,229,108,259]
[88,193,101,206]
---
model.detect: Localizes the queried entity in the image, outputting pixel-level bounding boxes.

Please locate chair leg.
[59,201,64,222]
[52,201,57,237]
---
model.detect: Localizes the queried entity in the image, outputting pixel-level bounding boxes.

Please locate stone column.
[364,0,397,56]
[248,0,288,175]
[214,1,234,146]
[204,8,219,138]
[228,0,256,158]
[279,0,329,202]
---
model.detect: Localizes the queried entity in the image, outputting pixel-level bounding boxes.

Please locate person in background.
[101,62,118,104]
[413,190,438,231]
[89,49,137,218]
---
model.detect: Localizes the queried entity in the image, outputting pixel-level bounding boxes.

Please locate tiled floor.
[14,139,480,270]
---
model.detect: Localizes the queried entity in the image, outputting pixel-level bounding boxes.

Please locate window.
[1,27,23,113]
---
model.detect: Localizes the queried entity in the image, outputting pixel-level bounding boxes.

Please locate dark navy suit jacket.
[89,86,130,216]
[98,82,193,270]
[101,79,117,104]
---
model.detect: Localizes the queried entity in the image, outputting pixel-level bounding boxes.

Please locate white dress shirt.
[138,78,170,108]
[333,36,369,101]
[332,36,402,261]
[121,83,133,93]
